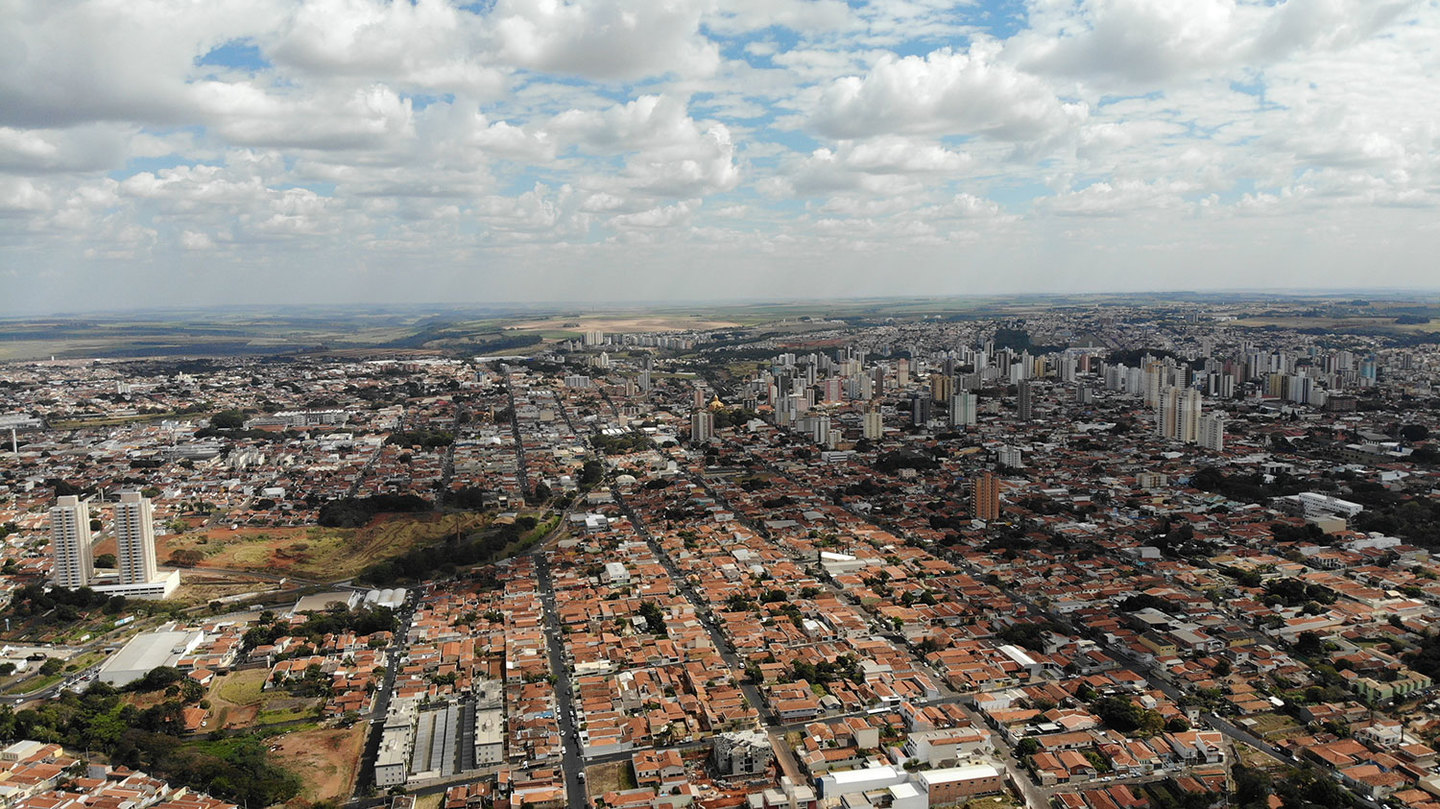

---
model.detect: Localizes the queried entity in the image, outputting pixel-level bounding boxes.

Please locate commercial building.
[799,413,831,447]
[996,445,1023,469]
[816,766,905,799]
[913,764,1006,805]
[1198,412,1225,451]
[375,697,420,787]
[475,706,505,767]
[931,374,954,403]
[89,569,181,600]
[97,629,205,687]
[290,591,363,616]
[949,393,977,428]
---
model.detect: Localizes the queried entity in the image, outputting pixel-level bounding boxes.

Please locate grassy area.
[492,515,560,560]
[215,668,268,705]
[1245,712,1303,741]
[1236,741,1290,772]
[64,651,105,673]
[4,672,63,695]
[0,607,175,647]
[48,412,197,429]
[257,700,321,724]
[209,669,323,728]
[585,761,638,798]
[162,512,489,581]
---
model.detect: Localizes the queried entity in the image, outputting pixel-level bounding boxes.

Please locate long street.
[535,554,588,809]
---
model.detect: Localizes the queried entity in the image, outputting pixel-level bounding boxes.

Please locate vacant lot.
[208,668,322,729]
[585,761,637,798]
[171,572,282,607]
[1245,712,1305,742]
[274,724,369,803]
[160,512,488,581]
[1236,741,1290,772]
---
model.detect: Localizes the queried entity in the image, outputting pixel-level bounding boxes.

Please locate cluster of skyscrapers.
[49,492,178,599]
[1153,384,1225,451]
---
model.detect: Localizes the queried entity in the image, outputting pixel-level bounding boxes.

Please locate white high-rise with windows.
[949,393,977,427]
[862,409,884,440]
[1157,386,1202,444]
[1199,413,1226,452]
[115,491,158,585]
[690,410,714,444]
[50,495,93,588]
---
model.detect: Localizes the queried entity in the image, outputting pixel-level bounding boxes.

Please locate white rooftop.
[916,764,1002,785]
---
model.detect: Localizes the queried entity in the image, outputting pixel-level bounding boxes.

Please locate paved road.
[609,488,773,725]
[345,445,385,499]
[535,555,588,809]
[504,382,532,499]
[352,593,418,798]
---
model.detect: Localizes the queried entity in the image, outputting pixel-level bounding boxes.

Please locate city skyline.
[4,299,1440,806]
[3,0,1438,314]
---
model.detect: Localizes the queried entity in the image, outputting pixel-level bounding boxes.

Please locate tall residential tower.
[114,491,159,585]
[50,495,93,588]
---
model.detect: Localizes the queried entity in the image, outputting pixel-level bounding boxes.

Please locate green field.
[9,294,1438,362]
[162,512,491,582]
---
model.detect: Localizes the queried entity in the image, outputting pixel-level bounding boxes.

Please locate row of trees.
[316,493,431,527]
[592,432,653,455]
[4,584,132,626]
[385,429,455,448]
[358,515,544,583]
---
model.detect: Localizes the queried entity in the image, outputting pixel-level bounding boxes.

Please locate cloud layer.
[1,0,1437,312]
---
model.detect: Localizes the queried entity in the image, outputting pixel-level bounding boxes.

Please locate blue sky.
[0,0,1437,314]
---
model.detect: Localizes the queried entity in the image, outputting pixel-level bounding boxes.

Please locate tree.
[1094,696,1164,736]
[637,601,668,637]
[210,410,246,429]
[1295,631,1325,658]
[1234,765,1272,808]
[130,666,184,693]
[1400,424,1430,442]
[579,460,605,489]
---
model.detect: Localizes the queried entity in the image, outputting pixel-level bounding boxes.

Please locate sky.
[2,0,1438,315]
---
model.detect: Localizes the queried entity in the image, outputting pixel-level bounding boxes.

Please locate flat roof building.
[98,629,205,687]
[913,764,1006,805]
